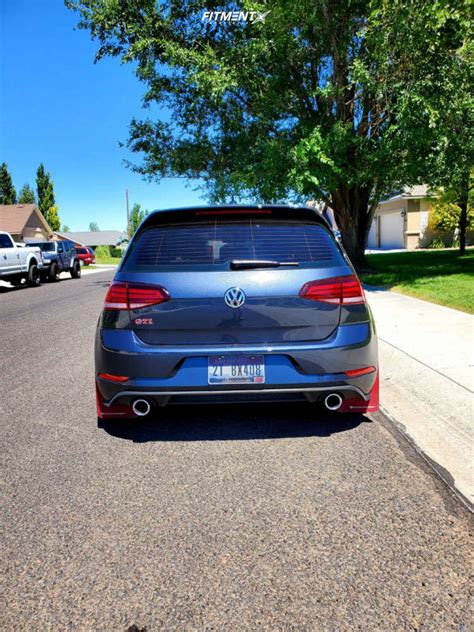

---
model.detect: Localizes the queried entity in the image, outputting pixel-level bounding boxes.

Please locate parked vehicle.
[28,240,81,282]
[0,232,44,287]
[76,246,95,266]
[95,205,379,420]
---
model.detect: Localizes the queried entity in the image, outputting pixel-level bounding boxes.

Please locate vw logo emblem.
[224,287,246,309]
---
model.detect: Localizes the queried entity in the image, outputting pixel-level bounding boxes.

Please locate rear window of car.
[123,220,343,270]
[0,234,13,248]
[76,248,87,254]
[30,242,55,252]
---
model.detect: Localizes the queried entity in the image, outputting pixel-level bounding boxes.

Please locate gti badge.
[224,287,246,309]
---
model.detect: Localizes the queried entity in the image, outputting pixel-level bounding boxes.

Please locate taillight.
[341,276,366,304]
[299,275,365,305]
[104,281,128,310]
[104,281,170,311]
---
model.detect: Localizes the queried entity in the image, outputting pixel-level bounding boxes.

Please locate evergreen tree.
[129,203,147,237]
[89,221,99,231]
[0,163,17,204]
[36,163,55,219]
[18,183,36,204]
[61,224,71,232]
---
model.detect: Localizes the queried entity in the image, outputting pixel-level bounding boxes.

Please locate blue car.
[95,205,378,419]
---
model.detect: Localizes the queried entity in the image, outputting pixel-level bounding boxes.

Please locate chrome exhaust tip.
[324,393,343,411]
[132,398,152,417]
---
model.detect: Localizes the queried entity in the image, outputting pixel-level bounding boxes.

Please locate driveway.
[0,271,471,630]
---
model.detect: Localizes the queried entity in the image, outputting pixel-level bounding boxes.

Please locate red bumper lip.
[96,382,136,419]
[338,371,379,413]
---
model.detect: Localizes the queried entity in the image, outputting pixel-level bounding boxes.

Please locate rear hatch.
[117,208,351,345]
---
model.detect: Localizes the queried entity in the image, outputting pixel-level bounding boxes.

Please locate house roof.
[56,230,128,247]
[0,204,53,235]
[404,185,429,197]
[380,185,430,204]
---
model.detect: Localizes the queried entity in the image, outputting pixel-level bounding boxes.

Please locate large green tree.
[129,203,148,237]
[18,183,36,204]
[36,163,56,220]
[67,0,472,264]
[0,163,17,204]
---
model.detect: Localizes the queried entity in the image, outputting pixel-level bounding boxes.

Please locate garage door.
[380,211,405,249]
[367,217,377,248]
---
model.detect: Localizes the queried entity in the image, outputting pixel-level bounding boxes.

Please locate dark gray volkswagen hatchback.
[95,205,378,419]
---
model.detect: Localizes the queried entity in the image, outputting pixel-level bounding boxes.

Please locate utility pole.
[125,189,130,238]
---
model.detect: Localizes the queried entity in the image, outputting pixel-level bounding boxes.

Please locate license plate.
[208,355,265,385]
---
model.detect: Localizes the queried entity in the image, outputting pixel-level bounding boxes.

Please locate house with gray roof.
[54,230,129,250]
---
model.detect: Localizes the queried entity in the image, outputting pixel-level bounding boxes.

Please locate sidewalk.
[365,287,474,504]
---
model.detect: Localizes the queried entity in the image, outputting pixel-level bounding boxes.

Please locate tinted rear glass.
[76,248,87,254]
[124,220,343,270]
[30,242,55,252]
[0,234,13,248]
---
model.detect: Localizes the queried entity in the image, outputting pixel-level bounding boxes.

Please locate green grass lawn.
[93,256,122,266]
[361,249,474,313]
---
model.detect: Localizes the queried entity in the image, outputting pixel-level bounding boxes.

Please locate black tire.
[27,264,41,287]
[70,260,81,279]
[49,262,60,282]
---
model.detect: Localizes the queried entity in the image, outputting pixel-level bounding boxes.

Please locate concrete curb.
[89,264,119,268]
[365,288,473,506]
[373,407,473,513]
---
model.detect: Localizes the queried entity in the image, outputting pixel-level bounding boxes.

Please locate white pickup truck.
[0,231,44,287]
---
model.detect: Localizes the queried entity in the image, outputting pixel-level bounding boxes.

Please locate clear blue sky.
[0,0,204,231]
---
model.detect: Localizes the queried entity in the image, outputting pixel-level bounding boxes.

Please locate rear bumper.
[95,322,378,416]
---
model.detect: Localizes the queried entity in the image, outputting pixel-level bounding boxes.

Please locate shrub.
[427,238,445,249]
[110,247,123,258]
[94,245,111,258]
[430,191,474,232]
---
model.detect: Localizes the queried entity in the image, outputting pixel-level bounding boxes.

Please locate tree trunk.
[331,185,374,270]
[458,171,469,255]
[459,200,468,254]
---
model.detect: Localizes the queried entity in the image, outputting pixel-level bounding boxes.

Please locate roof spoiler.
[139,204,332,230]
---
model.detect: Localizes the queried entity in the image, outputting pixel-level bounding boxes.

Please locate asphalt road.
[1,270,471,631]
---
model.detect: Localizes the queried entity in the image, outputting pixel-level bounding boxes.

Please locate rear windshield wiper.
[230,259,299,270]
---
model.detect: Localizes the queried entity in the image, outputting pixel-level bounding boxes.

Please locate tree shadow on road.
[98,402,368,443]
[0,284,23,293]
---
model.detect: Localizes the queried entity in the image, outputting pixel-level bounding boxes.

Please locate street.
[0,270,471,631]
